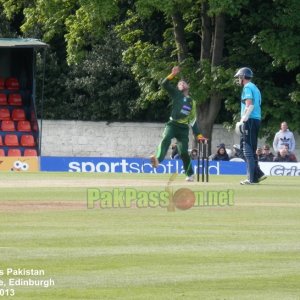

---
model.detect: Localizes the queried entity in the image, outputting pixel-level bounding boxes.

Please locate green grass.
[0,173,300,299]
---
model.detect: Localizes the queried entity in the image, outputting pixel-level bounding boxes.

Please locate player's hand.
[197,134,208,142]
[241,116,248,122]
[171,66,180,76]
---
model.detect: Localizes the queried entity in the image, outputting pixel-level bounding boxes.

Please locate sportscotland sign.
[40,157,299,176]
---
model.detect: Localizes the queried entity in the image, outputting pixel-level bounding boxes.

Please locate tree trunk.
[212,13,225,66]
[171,6,226,154]
[200,1,211,61]
[197,8,225,154]
[171,12,188,63]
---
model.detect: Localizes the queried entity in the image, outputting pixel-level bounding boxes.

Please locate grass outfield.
[0,172,300,299]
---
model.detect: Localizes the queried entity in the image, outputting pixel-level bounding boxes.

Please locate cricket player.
[234,67,266,184]
[150,66,205,182]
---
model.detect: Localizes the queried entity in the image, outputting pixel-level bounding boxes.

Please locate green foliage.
[116,3,238,124]
[0,0,29,19]
[65,0,119,64]
[223,0,300,136]
[135,0,194,17]
[36,31,140,121]
[35,50,70,120]
[22,0,75,41]
[115,10,173,107]
[253,0,300,71]
[15,0,119,64]
[290,73,300,104]
[207,0,247,16]
[1,0,300,133]
[0,9,17,37]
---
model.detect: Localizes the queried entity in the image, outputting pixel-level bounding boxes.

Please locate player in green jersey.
[150,66,205,182]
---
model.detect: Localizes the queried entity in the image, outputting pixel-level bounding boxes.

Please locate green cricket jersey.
[161,77,200,136]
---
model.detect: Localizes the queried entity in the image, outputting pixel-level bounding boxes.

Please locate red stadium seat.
[0,108,10,120]
[5,78,20,90]
[1,120,15,131]
[24,148,38,156]
[8,94,22,106]
[7,148,22,157]
[4,134,19,146]
[0,135,3,146]
[20,134,35,147]
[0,148,5,156]
[17,120,31,132]
[0,78,5,90]
[11,108,26,121]
[0,94,7,105]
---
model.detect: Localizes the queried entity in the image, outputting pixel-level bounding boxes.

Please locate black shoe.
[258,175,267,182]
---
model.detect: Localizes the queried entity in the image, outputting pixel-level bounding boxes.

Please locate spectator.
[273,147,294,162]
[273,121,296,153]
[170,143,180,159]
[256,147,264,161]
[210,144,230,161]
[282,144,297,162]
[190,148,198,160]
[259,144,274,162]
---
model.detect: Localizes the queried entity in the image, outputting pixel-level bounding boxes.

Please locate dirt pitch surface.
[0,174,175,212]
[1,174,300,212]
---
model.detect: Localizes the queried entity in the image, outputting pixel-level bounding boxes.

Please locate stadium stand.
[8,93,22,106]
[12,108,26,121]
[0,39,45,160]
[5,77,20,90]
[7,148,22,156]
[0,108,10,120]
[0,93,7,105]
[4,134,19,146]
[0,78,5,89]
[20,134,35,147]
[24,148,38,156]
[0,75,39,156]
[17,120,31,132]
[1,120,16,131]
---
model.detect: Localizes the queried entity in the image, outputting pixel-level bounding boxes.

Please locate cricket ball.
[173,188,195,210]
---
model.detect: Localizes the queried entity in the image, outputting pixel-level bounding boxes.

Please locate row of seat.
[0,134,36,147]
[0,148,37,157]
[1,120,32,132]
[0,108,27,121]
[0,77,39,156]
[0,77,20,90]
[0,93,23,106]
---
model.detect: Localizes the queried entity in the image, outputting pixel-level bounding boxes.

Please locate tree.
[224,0,300,142]
[116,0,245,151]
[0,0,27,37]
[1,0,299,142]
[120,0,300,147]
[251,0,300,139]
[15,0,119,64]
[64,30,140,121]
